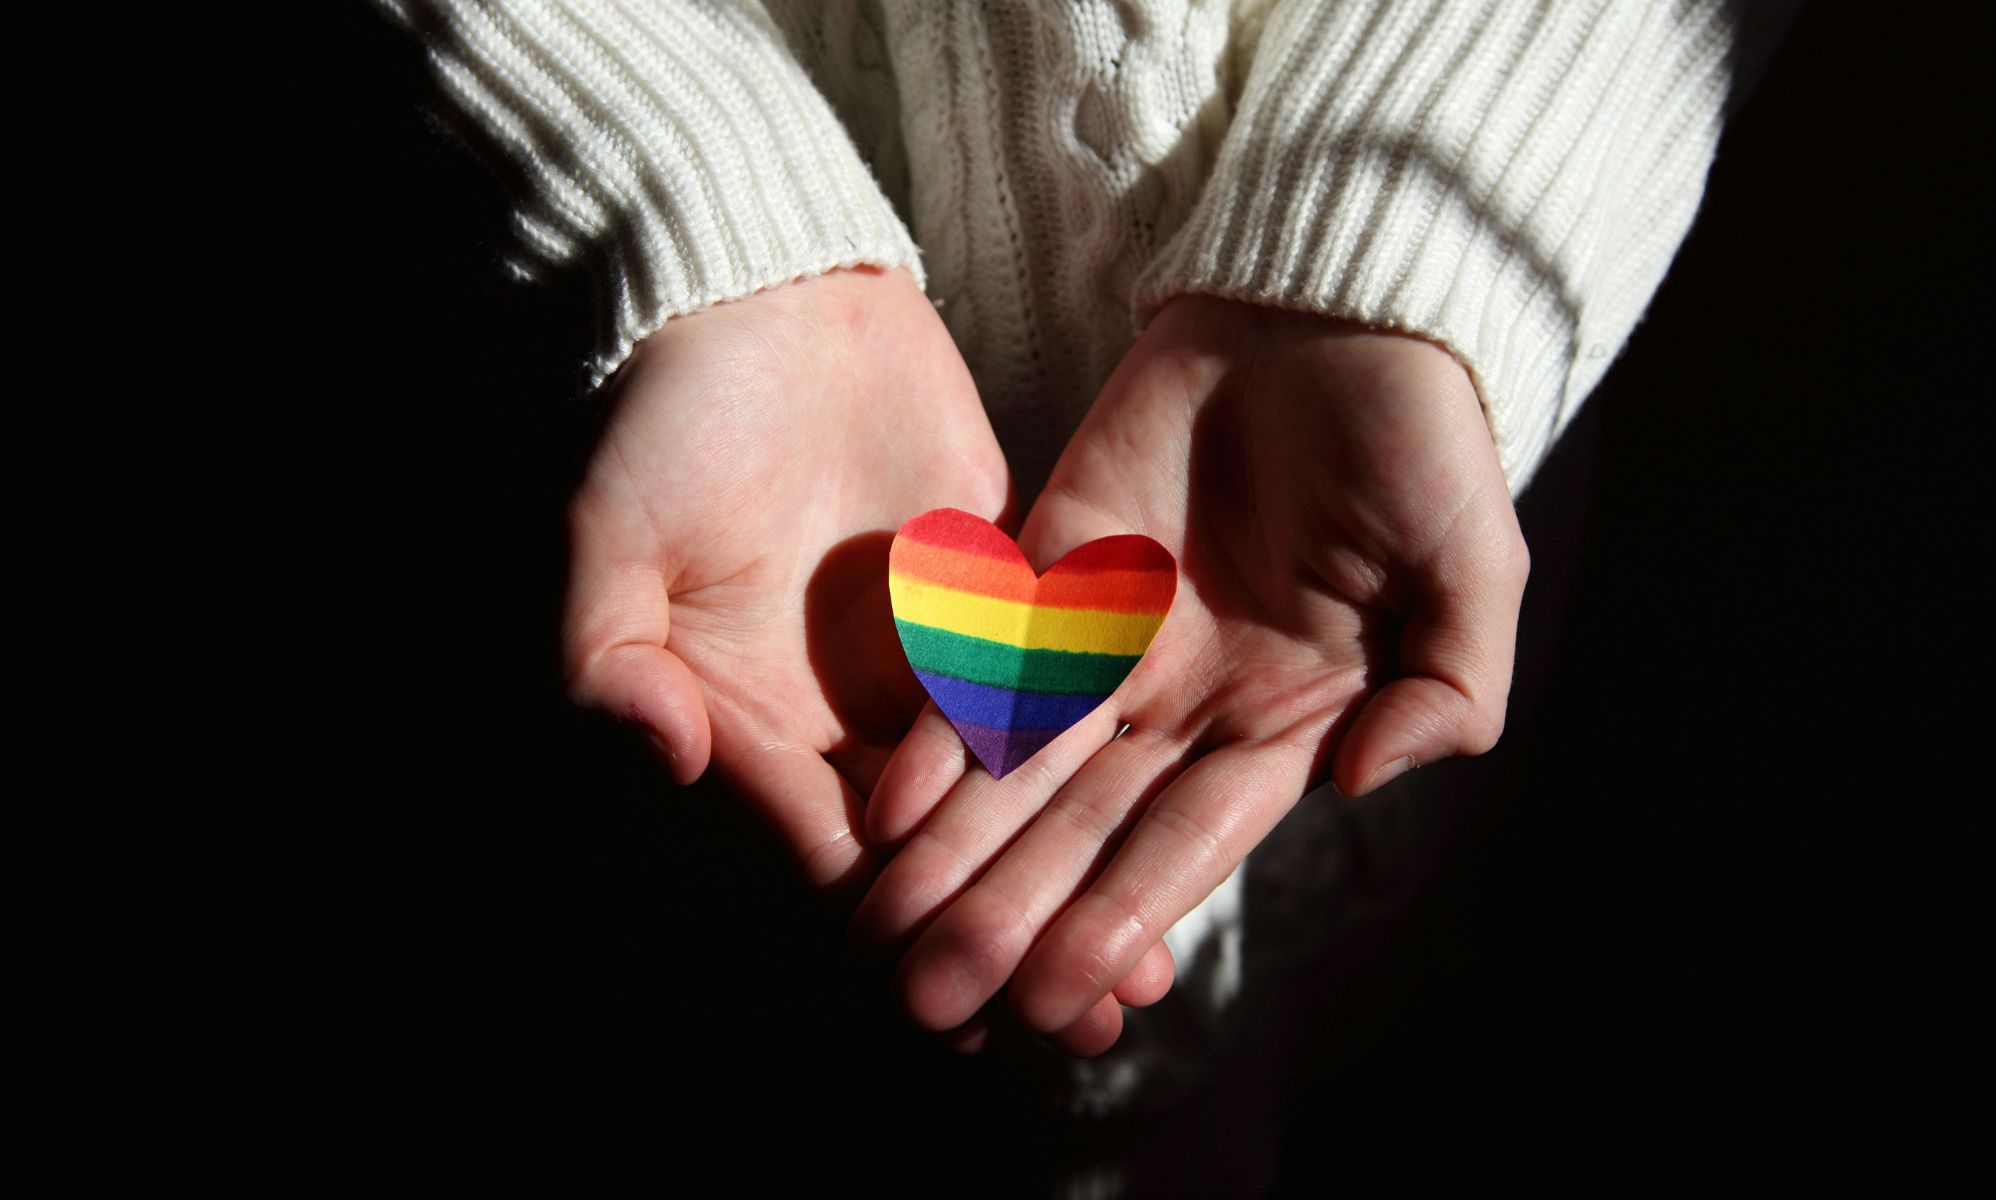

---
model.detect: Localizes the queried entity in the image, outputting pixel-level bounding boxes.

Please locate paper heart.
[889,508,1176,779]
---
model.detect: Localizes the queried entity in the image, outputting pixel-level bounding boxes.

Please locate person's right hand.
[562,266,1010,896]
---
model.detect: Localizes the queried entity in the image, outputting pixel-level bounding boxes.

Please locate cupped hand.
[562,267,1009,894]
[852,294,1529,1051]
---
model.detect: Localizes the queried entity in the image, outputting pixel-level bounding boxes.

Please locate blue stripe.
[914,670,1107,730]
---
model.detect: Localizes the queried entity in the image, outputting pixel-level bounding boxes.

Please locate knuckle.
[1044,786,1123,846]
[1143,805,1224,881]
[1062,893,1150,999]
[896,829,974,905]
[799,827,863,890]
[940,893,1035,981]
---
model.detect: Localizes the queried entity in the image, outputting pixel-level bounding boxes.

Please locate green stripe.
[895,620,1139,696]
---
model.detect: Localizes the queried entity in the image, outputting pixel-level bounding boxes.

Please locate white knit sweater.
[375,3,1776,1065]
[379,0,1755,495]
[378,0,1774,500]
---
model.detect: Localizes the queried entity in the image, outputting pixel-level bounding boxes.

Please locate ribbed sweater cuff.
[1135,1,1740,492]
[380,0,923,385]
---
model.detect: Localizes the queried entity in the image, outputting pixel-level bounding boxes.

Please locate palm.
[1060,300,1520,770]
[565,267,1009,891]
[853,296,1527,1048]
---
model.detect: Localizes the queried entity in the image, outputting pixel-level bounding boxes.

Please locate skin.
[561,266,1171,1055]
[565,268,1528,1056]
[849,293,1530,1045]
[562,267,1007,893]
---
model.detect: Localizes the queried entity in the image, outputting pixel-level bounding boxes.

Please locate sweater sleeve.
[1133,1,1780,493]
[375,0,923,385]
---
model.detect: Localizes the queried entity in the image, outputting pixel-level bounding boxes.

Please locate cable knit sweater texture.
[378,0,1753,497]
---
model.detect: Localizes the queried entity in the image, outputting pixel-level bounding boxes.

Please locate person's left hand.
[850,295,1530,1053]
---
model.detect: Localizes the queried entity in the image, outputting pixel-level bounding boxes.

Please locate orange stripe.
[890,539,1174,614]
[1039,568,1174,613]
[891,539,1034,601]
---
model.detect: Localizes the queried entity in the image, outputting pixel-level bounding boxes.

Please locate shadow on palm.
[804,530,930,792]
[1163,367,1395,786]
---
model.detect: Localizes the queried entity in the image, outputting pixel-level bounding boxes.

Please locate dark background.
[278,5,1978,1188]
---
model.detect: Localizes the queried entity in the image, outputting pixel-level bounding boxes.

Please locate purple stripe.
[952,719,1068,780]
[913,671,1108,730]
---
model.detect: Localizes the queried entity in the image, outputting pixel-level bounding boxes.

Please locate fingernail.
[1362,754,1418,794]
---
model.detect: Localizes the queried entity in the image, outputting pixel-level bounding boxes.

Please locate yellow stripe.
[890,572,1167,656]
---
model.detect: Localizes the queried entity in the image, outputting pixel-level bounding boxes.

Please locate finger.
[713,734,877,897]
[1333,529,1529,797]
[864,701,969,847]
[1112,938,1175,1008]
[570,644,713,786]
[1042,991,1123,1058]
[1009,738,1314,1034]
[940,1016,989,1055]
[827,741,899,807]
[1015,476,1144,572]
[893,726,1188,1033]
[847,704,1123,953]
[564,555,712,785]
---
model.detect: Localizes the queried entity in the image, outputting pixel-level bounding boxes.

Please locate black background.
[274,5,1979,1188]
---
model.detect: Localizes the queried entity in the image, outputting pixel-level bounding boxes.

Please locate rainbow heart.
[888,508,1176,779]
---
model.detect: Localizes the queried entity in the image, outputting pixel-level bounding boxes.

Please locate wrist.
[1142,293,1481,424]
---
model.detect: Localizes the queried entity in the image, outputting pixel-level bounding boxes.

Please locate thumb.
[1333,531,1528,798]
[564,559,713,786]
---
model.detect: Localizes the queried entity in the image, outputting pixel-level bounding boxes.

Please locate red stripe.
[893,511,1176,613]
[896,509,1024,563]
[1042,534,1176,575]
